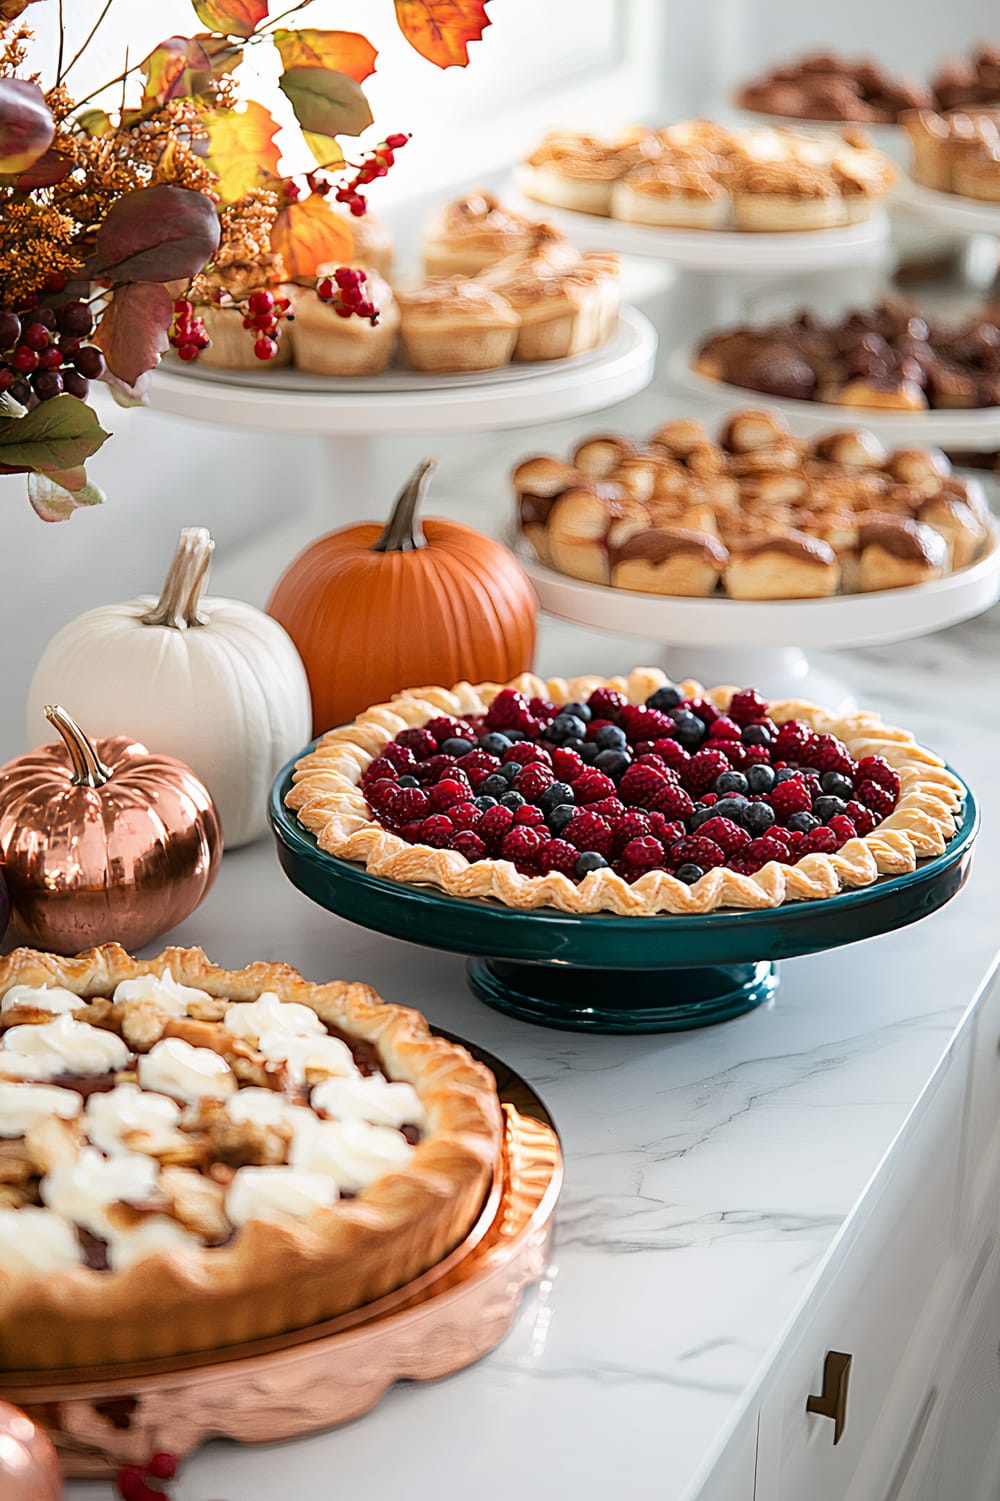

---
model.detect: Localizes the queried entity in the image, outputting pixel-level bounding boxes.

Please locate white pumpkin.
[27,528,312,848]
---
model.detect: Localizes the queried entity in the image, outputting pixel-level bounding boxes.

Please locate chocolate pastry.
[738,52,930,123]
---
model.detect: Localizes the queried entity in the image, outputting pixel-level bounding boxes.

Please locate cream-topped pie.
[422,191,566,277]
[0,946,500,1369]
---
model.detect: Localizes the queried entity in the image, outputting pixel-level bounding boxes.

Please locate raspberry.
[649,780,694,819]
[584,717,616,742]
[389,787,429,823]
[846,800,879,836]
[514,805,546,827]
[764,824,793,854]
[478,804,515,851]
[398,820,425,843]
[503,742,551,767]
[425,716,474,745]
[827,815,857,846]
[619,836,665,876]
[450,831,486,861]
[786,830,808,858]
[681,696,720,725]
[855,755,900,797]
[647,813,684,845]
[696,817,751,856]
[448,801,481,830]
[619,763,668,806]
[413,754,456,785]
[564,810,613,856]
[619,704,674,742]
[773,720,816,764]
[456,751,501,787]
[707,716,741,741]
[365,755,401,783]
[572,769,617,804]
[381,742,417,772]
[514,763,555,800]
[364,777,398,812]
[741,746,771,766]
[501,826,548,873]
[588,797,627,821]
[716,741,751,769]
[807,734,853,776]
[587,687,627,719]
[682,748,731,797]
[538,838,579,876]
[631,740,655,758]
[418,814,454,847]
[395,727,437,759]
[727,852,767,875]
[635,753,679,777]
[529,696,558,719]
[610,810,652,857]
[485,689,534,732]
[728,688,769,726]
[769,780,814,822]
[652,738,689,771]
[855,780,896,818]
[429,778,469,811]
[744,834,788,865]
[804,827,838,854]
[667,836,725,870]
[552,747,585,781]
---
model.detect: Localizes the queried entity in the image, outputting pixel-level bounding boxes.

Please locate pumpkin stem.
[141,527,215,629]
[371,460,437,554]
[43,706,113,789]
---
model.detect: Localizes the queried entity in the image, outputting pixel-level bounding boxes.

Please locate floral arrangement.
[0,0,492,520]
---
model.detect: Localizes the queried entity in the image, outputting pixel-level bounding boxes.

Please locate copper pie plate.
[1,1041,561,1479]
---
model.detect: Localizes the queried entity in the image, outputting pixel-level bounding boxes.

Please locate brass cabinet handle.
[806,1350,852,1444]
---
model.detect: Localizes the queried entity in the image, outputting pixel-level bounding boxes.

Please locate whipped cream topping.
[138,1037,236,1103]
[255,1029,358,1085]
[311,1074,425,1130]
[1,983,88,1016]
[84,1084,181,1157]
[112,969,212,1016]
[0,1206,83,1272]
[290,1117,414,1193]
[41,1147,158,1239]
[0,1081,82,1137]
[223,992,326,1043]
[225,1086,315,1135]
[107,1216,201,1271]
[226,1165,339,1226]
[0,1014,131,1081]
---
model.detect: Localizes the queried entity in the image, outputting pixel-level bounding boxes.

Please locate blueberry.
[647,686,682,711]
[473,795,498,812]
[774,768,802,784]
[800,767,821,783]
[562,701,592,724]
[746,763,776,795]
[675,862,705,884]
[788,811,820,834]
[742,724,771,746]
[594,724,628,751]
[594,749,631,779]
[479,732,512,757]
[689,804,715,830]
[504,729,527,743]
[499,762,523,784]
[813,794,848,822]
[396,775,419,789]
[672,712,706,750]
[480,773,509,798]
[548,804,577,834]
[539,782,575,813]
[712,797,748,826]
[575,851,609,877]
[715,770,748,796]
[743,802,775,834]
[542,713,587,745]
[821,771,854,799]
[577,741,599,763]
[499,791,525,810]
[440,737,474,758]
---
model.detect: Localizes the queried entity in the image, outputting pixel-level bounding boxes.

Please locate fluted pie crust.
[0,944,501,1371]
[287,670,963,916]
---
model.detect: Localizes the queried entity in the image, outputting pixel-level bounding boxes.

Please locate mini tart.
[396,280,519,373]
[422,192,559,277]
[479,249,620,361]
[516,128,662,216]
[0,945,500,1370]
[286,669,964,919]
[195,297,293,371]
[290,272,399,377]
[612,163,731,228]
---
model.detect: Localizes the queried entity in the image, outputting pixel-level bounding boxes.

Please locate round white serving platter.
[892,177,1000,235]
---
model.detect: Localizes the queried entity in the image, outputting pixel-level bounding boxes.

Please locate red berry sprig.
[169,299,210,363]
[116,1449,179,1501]
[317,267,379,325]
[334,133,410,217]
[0,299,104,405]
[240,287,293,361]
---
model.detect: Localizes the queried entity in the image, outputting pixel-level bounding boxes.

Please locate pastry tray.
[0,1062,562,1478]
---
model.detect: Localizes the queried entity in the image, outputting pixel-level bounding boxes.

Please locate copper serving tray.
[2,1103,561,1478]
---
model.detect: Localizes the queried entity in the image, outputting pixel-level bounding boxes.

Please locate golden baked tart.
[0,945,500,1369]
[287,669,962,918]
[396,279,519,372]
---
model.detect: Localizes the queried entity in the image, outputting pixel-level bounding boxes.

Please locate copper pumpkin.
[0,1402,62,1500]
[0,707,222,955]
[267,460,538,734]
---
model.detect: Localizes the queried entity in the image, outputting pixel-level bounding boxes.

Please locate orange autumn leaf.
[201,100,281,203]
[190,0,267,38]
[271,195,353,279]
[141,34,241,107]
[272,28,377,83]
[393,0,491,68]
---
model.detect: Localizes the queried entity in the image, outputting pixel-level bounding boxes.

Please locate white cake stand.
[147,307,656,520]
[667,344,1000,451]
[517,533,1000,705]
[892,178,1000,236]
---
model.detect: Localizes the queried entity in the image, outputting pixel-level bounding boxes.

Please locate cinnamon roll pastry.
[725,531,840,599]
[887,447,952,494]
[857,517,948,591]
[547,487,646,585]
[478,250,607,361]
[648,418,713,458]
[730,161,844,231]
[610,528,729,595]
[512,457,588,564]
[422,192,557,277]
[811,429,889,469]
[516,128,662,216]
[917,494,990,569]
[720,409,789,452]
[612,162,730,228]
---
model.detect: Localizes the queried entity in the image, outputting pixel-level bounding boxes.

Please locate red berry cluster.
[240,288,293,361]
[335,133,410,217]
[169,299,209,363]
[116,1450,177,1501]
[359,683,907,887]
[317,267,379,324]
[0,300,104,405]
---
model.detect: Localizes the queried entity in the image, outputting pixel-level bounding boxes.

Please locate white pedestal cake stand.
[517,534,1000,705]
[892,178,1000,237]
[147,305,657,518]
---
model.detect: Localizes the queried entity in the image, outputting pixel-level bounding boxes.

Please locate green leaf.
[190,0,267,38]
[75,108,112,137]
[0,396,109,472]
[278,66,373,139]
[28,471,106,523]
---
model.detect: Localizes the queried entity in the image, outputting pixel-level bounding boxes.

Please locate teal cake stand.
[270,758,978,1035]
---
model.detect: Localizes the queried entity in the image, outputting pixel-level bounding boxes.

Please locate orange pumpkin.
[267,461,538,733]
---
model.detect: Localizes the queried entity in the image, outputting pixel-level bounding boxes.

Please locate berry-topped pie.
[287,669,963,916]
[0,945,500,1370]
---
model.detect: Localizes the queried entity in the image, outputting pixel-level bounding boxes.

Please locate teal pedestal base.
[467,958,777,1033]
